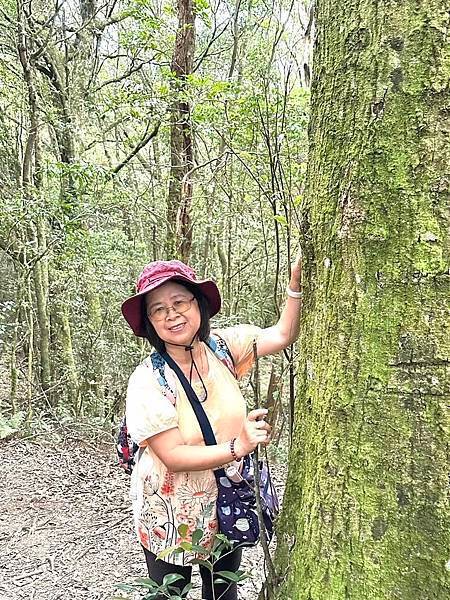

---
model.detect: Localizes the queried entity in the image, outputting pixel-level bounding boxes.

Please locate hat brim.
[121,275,221,337]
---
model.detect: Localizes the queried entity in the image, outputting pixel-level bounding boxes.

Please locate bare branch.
[0,6,17,25]
[94,11,132,32]
[111,121,161,175]
[94,59,150,92]
[193,21,231,72]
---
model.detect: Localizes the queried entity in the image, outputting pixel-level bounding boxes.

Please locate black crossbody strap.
[161,351,217,446]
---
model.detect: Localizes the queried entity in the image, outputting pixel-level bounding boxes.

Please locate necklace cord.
[166,335,208,402]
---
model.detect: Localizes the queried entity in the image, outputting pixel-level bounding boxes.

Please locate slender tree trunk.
[25,272,34,422]
[17,0,52,402]
[9,276,24,414]
[217,240,228,285]
[32,233,51,396]
[85,284,105,416]
[226,210,232,314]
[275,1,449,598]
[201,212,211,277]
[33,27,88,412]
[55,298,79,414]
[166,0,195,260]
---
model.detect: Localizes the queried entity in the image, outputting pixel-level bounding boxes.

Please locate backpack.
[117,334,236,474]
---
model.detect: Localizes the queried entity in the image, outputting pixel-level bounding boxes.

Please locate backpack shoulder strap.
[117,352,176,474]
[150,336,236,398]
[149,351,177,404]
[205,333,237,378]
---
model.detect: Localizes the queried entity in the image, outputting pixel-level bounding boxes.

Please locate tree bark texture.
[276,1,449,599]
[32,223,51,396]
[55,299,79,413]
[17,1,52,397]
[84,283,105,414]
[166,0,195,260]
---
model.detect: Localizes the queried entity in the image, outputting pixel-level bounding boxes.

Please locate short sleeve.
[213,324,263,380]
[126,363,178,445]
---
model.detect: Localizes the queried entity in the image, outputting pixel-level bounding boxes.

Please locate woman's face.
[145,281,201,346]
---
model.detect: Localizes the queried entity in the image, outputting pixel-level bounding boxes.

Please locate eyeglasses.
[148,297,196,321]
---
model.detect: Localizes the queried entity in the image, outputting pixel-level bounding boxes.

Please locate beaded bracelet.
[230,438,239,461]
[286,286,303,299]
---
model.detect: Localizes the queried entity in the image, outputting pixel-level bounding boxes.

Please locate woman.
[121,258,302,599]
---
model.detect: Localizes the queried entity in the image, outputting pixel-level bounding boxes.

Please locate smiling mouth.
[168,323,186,332]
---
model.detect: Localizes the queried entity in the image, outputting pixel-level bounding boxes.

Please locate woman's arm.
[256,254,303,357]
[147,408,270,472]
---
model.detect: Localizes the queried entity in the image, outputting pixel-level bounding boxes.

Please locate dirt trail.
[0,431,281,600]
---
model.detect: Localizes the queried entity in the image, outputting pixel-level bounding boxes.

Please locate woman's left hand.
[254,247,303,357]
[289,249,303,291]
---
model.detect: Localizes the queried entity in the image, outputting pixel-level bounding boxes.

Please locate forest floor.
[0,424,286,600]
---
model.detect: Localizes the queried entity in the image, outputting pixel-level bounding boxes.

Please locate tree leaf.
[214,533,232,546]
[215,570,247,582]
[190,543,210,554]
[181,582,193,596]
[115,584,135,592]
[162,573,185,586]
[156,545,181,560]
[179,541,193,551]
[191,528,203,545]
[188,558,213,571]
[274,214,288,227]
[134,577,158,588]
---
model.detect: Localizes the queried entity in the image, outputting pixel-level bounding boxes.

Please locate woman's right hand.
[235,408,272,458]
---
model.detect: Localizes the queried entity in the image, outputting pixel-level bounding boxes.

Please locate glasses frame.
[147,296,196,322]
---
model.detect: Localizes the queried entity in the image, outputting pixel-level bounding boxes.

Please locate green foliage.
[0,411,24,439]
[115,573,192,600]
[115,526,249,599]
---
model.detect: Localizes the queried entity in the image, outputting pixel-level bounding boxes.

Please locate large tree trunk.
[275,1,449,598]
[166,0,195,260]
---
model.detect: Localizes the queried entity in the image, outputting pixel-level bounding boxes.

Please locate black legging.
[143,545,243,600]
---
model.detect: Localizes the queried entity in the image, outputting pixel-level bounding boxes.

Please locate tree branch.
[193,21,231,72]
[94,59,150,92]
[111,121,161,175]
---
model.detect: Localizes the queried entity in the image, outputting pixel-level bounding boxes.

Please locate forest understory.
[0,425,286,600]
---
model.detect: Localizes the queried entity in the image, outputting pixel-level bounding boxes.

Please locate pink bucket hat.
[121,260,221,337]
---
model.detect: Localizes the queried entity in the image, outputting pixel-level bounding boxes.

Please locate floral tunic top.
[126,324,262,565]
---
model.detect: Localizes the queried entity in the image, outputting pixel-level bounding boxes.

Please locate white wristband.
[286,286,303,299]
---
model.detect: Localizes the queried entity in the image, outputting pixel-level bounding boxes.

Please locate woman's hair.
[141,280,211,352]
